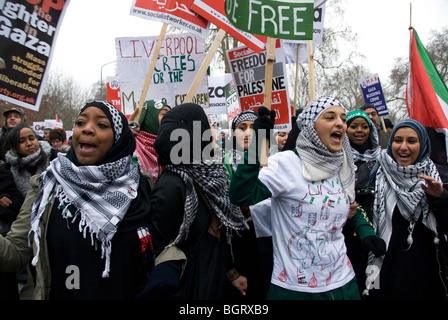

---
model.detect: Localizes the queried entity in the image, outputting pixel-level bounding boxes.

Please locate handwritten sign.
[225,0,314,40]
[226,43,291,131]
[115,33,207,115]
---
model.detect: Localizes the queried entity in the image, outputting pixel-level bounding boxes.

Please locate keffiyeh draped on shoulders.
[29,101,139,278]
[295,96,356,202]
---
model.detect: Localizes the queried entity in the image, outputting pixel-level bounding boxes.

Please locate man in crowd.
[0,107,27,161]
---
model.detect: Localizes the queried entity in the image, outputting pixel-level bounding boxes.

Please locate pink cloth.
[134,131,159,181]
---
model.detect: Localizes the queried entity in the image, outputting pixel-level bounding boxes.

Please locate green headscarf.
[346,110,373,130]
[139,99,170,135]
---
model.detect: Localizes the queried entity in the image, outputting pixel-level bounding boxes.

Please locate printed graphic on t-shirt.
[279,178,351,289]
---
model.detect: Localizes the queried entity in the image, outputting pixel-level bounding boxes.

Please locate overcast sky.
[49,0,448,89]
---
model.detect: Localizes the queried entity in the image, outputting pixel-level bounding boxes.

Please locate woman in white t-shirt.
[229,97,386,300]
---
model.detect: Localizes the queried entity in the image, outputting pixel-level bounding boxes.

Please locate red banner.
[130,0,209,38]
[190,0,266,53]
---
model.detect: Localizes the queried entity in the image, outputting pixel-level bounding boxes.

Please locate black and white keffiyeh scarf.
[164,161,248,247]
[229,110,258,172]
[29,101,139,278]
[296,96,356,202]
[366,119,441,290]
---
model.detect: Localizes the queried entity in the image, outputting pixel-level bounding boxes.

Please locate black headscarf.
[154,103,247,246]
[66,101,136,166]
[154,103,214,166]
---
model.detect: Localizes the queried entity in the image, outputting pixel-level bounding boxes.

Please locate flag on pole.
[56,114,61,123]
[406,27,448,164]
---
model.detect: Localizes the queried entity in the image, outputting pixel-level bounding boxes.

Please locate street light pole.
[100,60,116,101]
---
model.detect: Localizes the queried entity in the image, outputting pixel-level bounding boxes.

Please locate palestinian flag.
[406,27,448,165]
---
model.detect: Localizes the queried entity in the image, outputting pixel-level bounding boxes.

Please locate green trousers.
[266,277,361,300]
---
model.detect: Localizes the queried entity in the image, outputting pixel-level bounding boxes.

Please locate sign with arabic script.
[130,0,209,38]
[226,43,291,131]
[225,0,314,40]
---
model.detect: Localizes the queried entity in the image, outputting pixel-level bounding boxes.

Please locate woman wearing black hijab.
[142,103,249,300]
[0,101,153,299]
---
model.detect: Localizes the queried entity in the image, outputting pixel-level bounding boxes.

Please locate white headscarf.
[295,96,355,202]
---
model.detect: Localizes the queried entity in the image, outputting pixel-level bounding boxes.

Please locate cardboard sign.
[0,0,70,111]
[225,0,314,40]
[190,0,266,53]
[359,73,389,116]
[130,0,209,38]
[115,33,207,115]
[226,43,291,131]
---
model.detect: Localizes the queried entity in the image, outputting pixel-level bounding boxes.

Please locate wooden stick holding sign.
[307,39,316,101]
[132,23,168,123]
[260,37,276,167]
[184,28,227,103]
[293,44,301,111]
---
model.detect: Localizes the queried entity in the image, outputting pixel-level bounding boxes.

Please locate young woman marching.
[364,119,448,299]
[229,97,386,300]
[139,103,248,300]
[0,101,153,299]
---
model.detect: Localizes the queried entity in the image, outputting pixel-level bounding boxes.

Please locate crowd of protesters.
[0,97,447,301]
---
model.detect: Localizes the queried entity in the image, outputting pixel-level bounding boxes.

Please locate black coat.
[149,170,233,300]
[350,161,448,299]
[0,163,24,236]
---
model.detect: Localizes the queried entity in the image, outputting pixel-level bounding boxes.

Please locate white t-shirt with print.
[258,150,355,293]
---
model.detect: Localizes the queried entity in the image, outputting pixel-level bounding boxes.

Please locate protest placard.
[130,0,209,38]
[33,121,52,137]
[225,0,314,40]
[283,0,326,46]
[106,76,122,113]
[190,0,266,53]
[0,0,70,111]
[115,33,207,115]
[225,78,241,130]
[359,73,389,116]
[207,74,232,115]
[226,43,291,131]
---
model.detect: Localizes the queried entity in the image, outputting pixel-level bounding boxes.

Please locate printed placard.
[225,0,314,40]
[190,0,266,53]
[226,43,291,131]
[0,0,70,111]
[130,0,209,38]
[360,73,389,116]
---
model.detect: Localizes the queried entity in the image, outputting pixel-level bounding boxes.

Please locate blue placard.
[359,74,388,116]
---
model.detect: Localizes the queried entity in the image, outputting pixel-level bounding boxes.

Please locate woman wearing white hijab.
[230,97,385,300]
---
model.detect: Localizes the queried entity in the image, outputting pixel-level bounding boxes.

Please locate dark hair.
[4,124,47,172]
[49,128,66,143]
